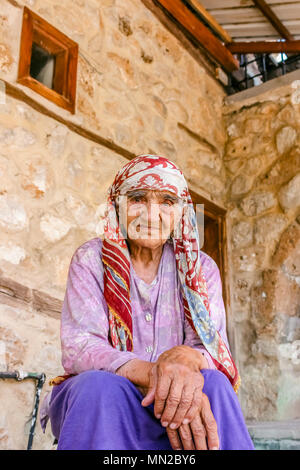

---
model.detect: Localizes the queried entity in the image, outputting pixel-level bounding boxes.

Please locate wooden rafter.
[252,0,294,40]
[227,40,300,54]
[156,0,239,72]
[185,0,232,44]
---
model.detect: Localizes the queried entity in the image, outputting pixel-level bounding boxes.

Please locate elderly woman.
[42,154,254,450]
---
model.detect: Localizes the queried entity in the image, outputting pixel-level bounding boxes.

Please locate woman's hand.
[166,393,219,450]
[141,345,208,429]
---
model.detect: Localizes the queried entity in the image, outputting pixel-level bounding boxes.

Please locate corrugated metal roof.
[199,0,300,40]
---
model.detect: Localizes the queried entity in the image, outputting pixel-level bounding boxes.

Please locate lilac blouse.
[60,237,231,374]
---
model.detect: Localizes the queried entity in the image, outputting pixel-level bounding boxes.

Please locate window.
[17,7,78,114]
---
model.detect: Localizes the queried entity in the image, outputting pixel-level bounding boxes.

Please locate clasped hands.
[140,345,219,450]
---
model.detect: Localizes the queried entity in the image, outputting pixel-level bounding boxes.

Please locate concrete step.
[247,419,300,450]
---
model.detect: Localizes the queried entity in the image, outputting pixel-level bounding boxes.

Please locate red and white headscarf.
[102,154,240,392]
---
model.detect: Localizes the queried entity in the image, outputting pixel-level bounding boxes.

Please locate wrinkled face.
[116,189,183,249]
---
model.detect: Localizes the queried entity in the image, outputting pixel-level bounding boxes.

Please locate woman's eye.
[129,196,144,203]
[162,200,173,206]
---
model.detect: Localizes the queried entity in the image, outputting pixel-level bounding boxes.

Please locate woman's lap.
[49,369,173,450]
[49,368,254,450]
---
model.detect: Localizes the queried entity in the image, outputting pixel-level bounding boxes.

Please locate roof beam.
[252,0,294,40]
[185,0,232,44]
[227,40,300,54]
[156,0,239,72]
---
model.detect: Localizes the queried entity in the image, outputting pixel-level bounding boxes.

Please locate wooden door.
[189,188,230,314]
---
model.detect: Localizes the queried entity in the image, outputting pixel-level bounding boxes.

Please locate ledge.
[225,69,300,106]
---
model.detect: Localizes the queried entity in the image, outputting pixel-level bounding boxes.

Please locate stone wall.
[0,0,228,449]
[0,95,129,449]
[224,81,300,422]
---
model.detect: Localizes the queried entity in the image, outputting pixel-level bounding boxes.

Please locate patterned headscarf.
[102,154,240,392]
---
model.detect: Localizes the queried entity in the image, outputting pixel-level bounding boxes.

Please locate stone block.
[276,103,297,126]
[118,15,133,36]
[225,135,253,160]
[252,336,278,358]
[277,372,300,419]
[230,173,254,198]
[0,326,27,368]
[241,364,278,420]
[0,126,36,147]
[234,274,254,303]
[113,123,133,146]
[275,126,297,155]
[0,414,13,450]
[0,242,26,265]
[155,29,183,63]
[279,315,300,343]
[167,101,187,124]
[107,52,134,84]
[250,268,299,335]
[278,341,300,366]
[46,125,68,158]
[240,191,277,217]
[40,214,73,243]
[78,55,97,98]
[224,157,244,175]
[0,195,28,232]
[278,173,300,212]
[232,245,265,272]
[20,159,53,199]
[259,146,300,187]
[254,213,287,245]
[0,43,13,73]
[231,220,253,248]
[272,222,300,274]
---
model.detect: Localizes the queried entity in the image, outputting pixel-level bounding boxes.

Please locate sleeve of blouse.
[61,239,139,375]
[183,253,231,369]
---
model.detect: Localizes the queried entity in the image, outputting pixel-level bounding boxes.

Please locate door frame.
[189,188,234,351]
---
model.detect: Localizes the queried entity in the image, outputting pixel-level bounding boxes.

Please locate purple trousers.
[48,368,254,450]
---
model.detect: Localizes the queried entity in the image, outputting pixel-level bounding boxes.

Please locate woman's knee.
[202,369,233,396]
[70,369,134,400]
[72,369,112,387]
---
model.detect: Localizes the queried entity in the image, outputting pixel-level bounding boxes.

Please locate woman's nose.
[147,201,161,219]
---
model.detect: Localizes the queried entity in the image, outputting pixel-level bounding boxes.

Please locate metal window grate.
[227,52,300,95]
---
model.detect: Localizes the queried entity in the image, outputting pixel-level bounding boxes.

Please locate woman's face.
[117,189,182,250]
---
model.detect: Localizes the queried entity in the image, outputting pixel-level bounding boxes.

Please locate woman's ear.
[168,230,174,240]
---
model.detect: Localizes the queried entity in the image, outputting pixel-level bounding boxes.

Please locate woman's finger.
[200,393,219,450]
[141,364,158,407]
[189,412,207,450]
[152,371,173,419]
[166,427,182,450]
[178,423,195,450]
[158,377,184,427]
[166,382,200,429]
[172,376,203,428]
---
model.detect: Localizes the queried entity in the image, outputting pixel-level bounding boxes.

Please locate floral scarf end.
[49,374,75,386]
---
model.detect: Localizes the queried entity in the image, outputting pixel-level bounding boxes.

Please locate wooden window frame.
[17,7,78,114]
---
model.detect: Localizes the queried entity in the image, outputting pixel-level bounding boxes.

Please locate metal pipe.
[0,370,46,450]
